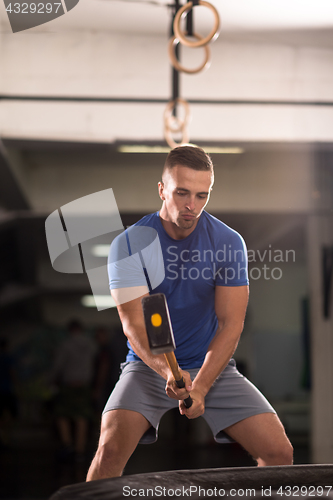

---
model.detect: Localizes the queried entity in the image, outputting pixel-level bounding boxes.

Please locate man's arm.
[180,285,249,419]
[112,287,192,400]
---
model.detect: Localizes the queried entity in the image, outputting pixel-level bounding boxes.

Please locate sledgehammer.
[142,293,192,409]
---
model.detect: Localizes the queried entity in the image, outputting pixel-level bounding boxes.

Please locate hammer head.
[142,293,176,355]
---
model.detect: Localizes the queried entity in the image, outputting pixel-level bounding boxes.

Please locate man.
[86,146,293,481]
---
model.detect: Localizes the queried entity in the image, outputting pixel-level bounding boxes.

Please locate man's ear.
[158,181,165,201]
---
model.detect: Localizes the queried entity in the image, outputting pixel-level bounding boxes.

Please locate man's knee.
[87,409,150,480]
[97,440,123,467]
[258,438,293,466]
[88,438,125,480]
[280,439,294,464]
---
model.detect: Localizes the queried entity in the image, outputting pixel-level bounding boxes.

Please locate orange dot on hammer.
[151,313,162,327]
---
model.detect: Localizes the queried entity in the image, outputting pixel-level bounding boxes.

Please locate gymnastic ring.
[165,114,185,133]
[164,98,191,136]
[168,34,211,74]
[164,98,191,148]
[173,1,220,48]
[164,122,190,149]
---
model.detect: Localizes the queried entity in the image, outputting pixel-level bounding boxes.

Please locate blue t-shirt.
[108,211,248,369]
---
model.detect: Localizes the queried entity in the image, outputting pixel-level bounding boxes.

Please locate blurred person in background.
[51,320,97,461]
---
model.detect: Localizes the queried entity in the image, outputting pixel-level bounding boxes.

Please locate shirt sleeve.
[214,231,249,286]
[107,230,148,290]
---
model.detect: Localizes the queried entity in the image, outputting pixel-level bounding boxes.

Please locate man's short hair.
[163,145,214,177]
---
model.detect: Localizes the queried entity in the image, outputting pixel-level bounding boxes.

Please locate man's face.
[158,165,214,231]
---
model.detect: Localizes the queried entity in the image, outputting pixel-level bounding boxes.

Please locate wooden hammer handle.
[164,352,193,409]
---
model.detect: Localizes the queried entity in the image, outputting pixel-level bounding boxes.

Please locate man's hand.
[165,369,192,401]
[179,388,205,419]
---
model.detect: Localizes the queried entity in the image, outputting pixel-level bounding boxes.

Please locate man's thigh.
[104,361,177,433]
[202,360,276,442]
[224,412,293,464]
[100,409,151,454]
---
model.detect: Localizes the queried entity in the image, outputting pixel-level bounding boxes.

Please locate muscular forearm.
[192,323,242,397]
[122,320,171,381]
[115,293,172,381]
[125,322,192,403]
[115,295,192,402]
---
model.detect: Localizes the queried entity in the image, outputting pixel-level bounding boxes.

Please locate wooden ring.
[168,34,211,74]
[165,114,184,133]
[173,1,220,48]
[164,98,191,132]
[164,98,191,148]
[164,124,190,149]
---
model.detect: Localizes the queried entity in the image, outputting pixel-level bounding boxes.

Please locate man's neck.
[159,209,199,240]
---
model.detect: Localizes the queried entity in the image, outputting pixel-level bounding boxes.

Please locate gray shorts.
[103,360,275,444]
